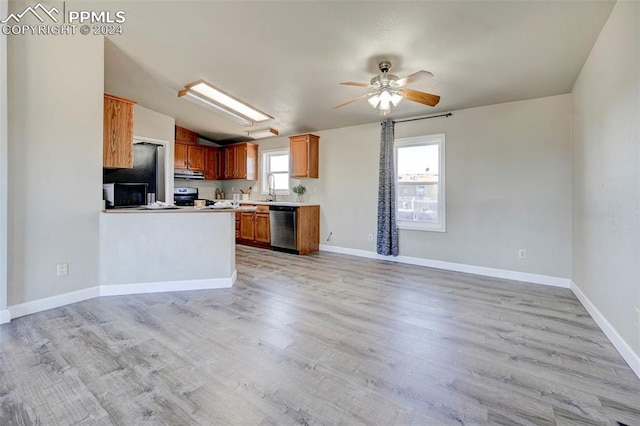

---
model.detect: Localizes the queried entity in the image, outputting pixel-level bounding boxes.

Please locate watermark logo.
[1,2,126,36]
[1,2,59,24]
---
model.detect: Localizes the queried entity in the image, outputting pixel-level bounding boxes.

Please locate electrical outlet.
[368,234,373,241]
[635,307,640,327]
[57,263,68,276]
[518,249,526,259]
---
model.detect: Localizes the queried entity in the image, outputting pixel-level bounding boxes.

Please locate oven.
[174,187,216,206]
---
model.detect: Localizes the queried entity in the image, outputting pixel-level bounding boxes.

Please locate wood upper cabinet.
[175,142,204,171]
[224,145,235,179]
[223,142,258,180]
[188,145,205,171]
[290,134,319,178]
[204,147,219,180]
[103,94,136,168]
[174,142,188,169]
[217,147,225,180]
[175,126,198,145]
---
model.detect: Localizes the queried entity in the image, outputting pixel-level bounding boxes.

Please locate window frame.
[394,133,446,232]
[261,148,290,196]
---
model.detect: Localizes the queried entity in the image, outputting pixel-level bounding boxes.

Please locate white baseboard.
[571,281,640,379]
[6,271,238,322]
[8,286,100,320]
[319,245,570,288]
[99,274,235,297]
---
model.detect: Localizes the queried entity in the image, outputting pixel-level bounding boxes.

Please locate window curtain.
[377,119,398,256]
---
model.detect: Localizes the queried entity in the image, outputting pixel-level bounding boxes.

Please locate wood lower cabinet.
[296,205,320,255]
[290,134,319,178]
[175,142,205,171]
[239,212,255,240]
[238,205,271,248]
[235,212,241,239]
[103,94,136,168]
[254,211,271,243]
[236,204,319,255]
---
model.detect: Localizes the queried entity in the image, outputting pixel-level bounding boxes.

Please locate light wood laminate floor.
[1,245,639,425]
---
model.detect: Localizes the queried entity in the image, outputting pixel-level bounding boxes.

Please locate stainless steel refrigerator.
[103,142,165,202]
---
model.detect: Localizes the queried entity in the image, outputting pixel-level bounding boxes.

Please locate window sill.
[397,221,446,233]
[261,191,291,196]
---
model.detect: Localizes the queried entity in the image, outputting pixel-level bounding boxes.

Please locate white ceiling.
[102,0,615,143]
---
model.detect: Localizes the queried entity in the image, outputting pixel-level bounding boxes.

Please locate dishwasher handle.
[269,205,297,212]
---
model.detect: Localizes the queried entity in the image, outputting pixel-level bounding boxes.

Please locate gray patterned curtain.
[377,119,398,256]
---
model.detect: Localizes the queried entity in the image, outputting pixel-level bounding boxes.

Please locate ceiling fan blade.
[396,70,434,87]
[340,81,370,87]
[332,93,371,109]
[402,88,440,107]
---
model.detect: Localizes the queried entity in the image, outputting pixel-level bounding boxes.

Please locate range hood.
[174,170,204,180]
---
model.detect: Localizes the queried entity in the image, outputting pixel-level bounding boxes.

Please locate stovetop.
[174,198,216,207]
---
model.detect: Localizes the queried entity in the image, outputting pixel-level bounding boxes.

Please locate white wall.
[133,104,175,202]
[318,95,572,279]
[0,0,8,322]
[133,104,174,143]
[180,179,223,201]
[7,30,104,305]
[572,1,640,361]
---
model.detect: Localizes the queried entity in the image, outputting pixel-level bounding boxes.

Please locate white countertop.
[238,200,319,207]
[102,206,257,214]
[102,201,319,213]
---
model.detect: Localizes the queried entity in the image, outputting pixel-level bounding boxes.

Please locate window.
[395,134,445,232]
[262,148,290,195]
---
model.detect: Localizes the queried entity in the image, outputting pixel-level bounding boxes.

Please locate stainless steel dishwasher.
[269,205,297,253]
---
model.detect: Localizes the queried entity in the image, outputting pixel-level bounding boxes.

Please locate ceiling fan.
[333,61,440,115]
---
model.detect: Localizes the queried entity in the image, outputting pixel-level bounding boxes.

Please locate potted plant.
[291,184,306,202]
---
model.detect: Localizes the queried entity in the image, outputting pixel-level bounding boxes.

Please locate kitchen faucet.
[266,173,276,202]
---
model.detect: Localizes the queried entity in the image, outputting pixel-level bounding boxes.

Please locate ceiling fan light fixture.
[248,127,279,139]
[367,94,380,108]
[367,87,404,114]
[379,96,392,112]
[335,61,439,113]
[390,90,403,107]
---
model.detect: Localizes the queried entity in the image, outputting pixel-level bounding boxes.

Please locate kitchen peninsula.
[99,207,255,295]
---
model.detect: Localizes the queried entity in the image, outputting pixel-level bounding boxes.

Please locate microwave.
[103,183,148,209]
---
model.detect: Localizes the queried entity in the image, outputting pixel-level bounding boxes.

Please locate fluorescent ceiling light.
[178,89,253,126]
[248,128,279,139]
[178,80,273,126]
